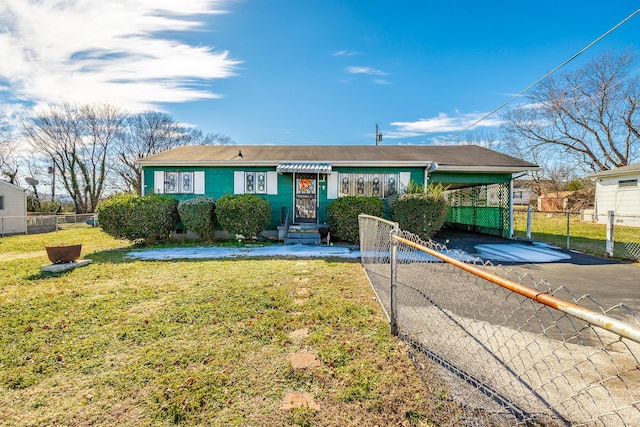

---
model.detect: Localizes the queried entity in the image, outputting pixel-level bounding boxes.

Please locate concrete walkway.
[125,244,360,260]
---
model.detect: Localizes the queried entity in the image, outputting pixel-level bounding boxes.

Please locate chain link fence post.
[606,210,615,257]
[526,205,532,239]
[566,211,570,250]
[389,224,399,336]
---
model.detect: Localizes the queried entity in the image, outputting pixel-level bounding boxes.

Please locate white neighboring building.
[512,187,537,206]
[0,180,27,235]
[588,164,640,225]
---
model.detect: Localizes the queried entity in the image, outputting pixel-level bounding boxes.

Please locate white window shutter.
[154,171,164,194]
[327,173,338,199]
[194,171,205,194]
[399,172,411,193]
[234,171,245,194]
[266,171,278,195]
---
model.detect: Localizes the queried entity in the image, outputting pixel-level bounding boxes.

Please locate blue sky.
[1,1,639,146]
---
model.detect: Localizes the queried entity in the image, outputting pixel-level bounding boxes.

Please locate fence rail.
[513,207,640,261]
[0,213,96,236]
[359,214,640,426]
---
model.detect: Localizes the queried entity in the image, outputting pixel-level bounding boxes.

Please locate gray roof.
[587,163,640,179]
[139,144,537,173]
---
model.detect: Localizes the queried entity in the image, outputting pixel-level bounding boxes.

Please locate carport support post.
[526,205,532,240]
[606,210,615,257]
[390,227,399,336]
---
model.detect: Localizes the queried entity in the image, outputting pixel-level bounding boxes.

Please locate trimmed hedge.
[392,193,447,240]
[96,193,179,243]
[216,194,271,239]
[178,197,217,241]
[328,196,385,244]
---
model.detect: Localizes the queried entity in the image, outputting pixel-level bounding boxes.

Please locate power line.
[444,8,640,143]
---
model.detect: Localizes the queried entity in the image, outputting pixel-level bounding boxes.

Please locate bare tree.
[453,130,499,149]
[502,49,640,173]
[22,103,124,213]
[116,112,235,194]
[198,132,236,146]
[115,111,202,194]
[0,113,18,182]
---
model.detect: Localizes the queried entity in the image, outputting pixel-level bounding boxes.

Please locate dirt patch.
[287,351,321,369]
[280,392,320,411]
[287,328,309,341]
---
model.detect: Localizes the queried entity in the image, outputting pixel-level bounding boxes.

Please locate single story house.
[588,163,640,225]
[138,145,537,238]
[0,179,27,236]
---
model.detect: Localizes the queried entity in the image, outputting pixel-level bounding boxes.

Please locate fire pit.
[45,244,82,264]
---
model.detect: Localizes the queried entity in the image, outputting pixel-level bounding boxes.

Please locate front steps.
[285,224,321,245]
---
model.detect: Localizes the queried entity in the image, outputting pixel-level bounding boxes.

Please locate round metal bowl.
[45,245,82,264]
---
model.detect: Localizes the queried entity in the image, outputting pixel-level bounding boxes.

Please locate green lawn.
[0,228,458,426]
[512,210,640,260]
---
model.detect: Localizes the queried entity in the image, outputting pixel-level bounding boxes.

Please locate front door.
[294,173,317,223]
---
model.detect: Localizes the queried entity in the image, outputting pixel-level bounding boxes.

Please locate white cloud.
[332,50,363,57]
[386,112,502,138]
[0,0,239,111]
[373,78,391,85]
[346,66,389,76]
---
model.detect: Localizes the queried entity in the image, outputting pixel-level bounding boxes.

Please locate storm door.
[294,173,317,223]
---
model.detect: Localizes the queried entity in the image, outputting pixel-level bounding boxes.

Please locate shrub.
[405,180,425,194]
[385,194,400,217]
[178,197,217,241]
[97,193,179,243]
[216,194,271,239]
[392,193,447,240]
[328,196,385,244]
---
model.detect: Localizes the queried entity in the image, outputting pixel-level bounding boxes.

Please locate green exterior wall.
[143,166,513,234]
[429,172,511,185]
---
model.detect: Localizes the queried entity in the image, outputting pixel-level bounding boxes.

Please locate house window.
[618,179,638,188]
[245,172,267,194]
[338,173,399,198]
[0,195,3,210]
[514,191,523,199]
[164,172,194,194]
[234,171,278,195]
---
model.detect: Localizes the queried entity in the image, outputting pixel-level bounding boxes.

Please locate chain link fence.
[513,208,640,261]
[359,214,640,426]
[0,213,96,236]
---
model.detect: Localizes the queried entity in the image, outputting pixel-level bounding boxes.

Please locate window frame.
[337,172,401,199]
[234,171,278,195]
[618,179,638,189]
[164,171,195,194]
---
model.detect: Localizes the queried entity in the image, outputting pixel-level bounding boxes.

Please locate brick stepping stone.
[280,392,320,411]
[287,350,321,369]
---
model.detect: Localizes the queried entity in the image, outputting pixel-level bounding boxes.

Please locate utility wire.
[443,8,640,143]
